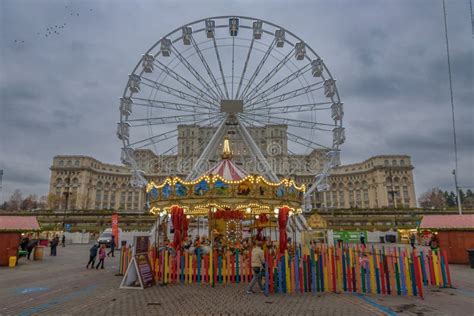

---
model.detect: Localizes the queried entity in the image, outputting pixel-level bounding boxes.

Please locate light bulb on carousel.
[274,208,279,214]
[245,207,251,214]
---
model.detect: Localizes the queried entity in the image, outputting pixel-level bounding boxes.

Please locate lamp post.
[62,177,72,230]
[452,169,463,215]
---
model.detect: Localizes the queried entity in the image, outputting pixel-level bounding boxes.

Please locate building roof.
[0,216,41,232]
[205,159,248,181]
[419,215,474,230]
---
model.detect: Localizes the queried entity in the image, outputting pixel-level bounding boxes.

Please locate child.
[96,244,106,269]
[86,243,99,268]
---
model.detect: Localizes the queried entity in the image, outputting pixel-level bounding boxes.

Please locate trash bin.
[34,246,44,261]
[467,249,474,269]
[9,256,17,268]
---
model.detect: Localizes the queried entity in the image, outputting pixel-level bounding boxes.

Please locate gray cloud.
[0,0,472,203]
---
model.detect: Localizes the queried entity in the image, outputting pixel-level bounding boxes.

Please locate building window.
[95,190,102,209]
[363,189,369,205]
[110,192,116,209]
[392,160,397,166]
[331,192,337,208]
[384,160,389,166]
[127,192,133,209]
[59,160,64,166]
[74,160,80,166]
[120,191,126,209]
[400,160,405,166]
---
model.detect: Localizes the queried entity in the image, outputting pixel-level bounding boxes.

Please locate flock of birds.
[12,5,94,45]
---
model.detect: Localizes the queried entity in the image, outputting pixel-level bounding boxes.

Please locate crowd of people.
[157,233,300,263]
[19,234,66,259]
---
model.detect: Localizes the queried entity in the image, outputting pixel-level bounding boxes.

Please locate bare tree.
[7,189,23,211]
[418,188,447,209]
[20,194,38,211]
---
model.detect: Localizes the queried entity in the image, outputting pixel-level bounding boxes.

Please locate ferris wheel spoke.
[129,129,178,148]
[153,60,219,104]
[246,81,324,111]
[161,144,178,155]
[238,114,265,128]
[189,38,226,99]
[211,36,230,99]
[250,102,332,115]
[245,63,312,104]
[235,38,254,99]
[239,39,276,99]
[287,132,332,150]
[125,113,220,127]
[131,97,215,114]
[240,113,333,131]
[170,45,222,101]
[140,78,217,108]
[231,36,235,98]
[243,48,296,102]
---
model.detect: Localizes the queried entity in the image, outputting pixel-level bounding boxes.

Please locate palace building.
[48,125,416,211]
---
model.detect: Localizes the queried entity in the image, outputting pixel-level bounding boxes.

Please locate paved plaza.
[0,244,473,315]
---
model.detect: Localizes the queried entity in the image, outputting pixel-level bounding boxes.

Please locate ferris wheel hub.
[220,100,243,113]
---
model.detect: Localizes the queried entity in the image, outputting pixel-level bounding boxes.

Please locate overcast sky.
[0,0,472,203]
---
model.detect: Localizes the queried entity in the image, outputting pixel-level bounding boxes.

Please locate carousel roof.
[205,159,248,181]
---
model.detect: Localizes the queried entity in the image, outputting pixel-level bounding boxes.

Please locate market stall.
[0,216,41,266]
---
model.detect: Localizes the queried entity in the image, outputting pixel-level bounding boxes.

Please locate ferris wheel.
[117,16,345,212]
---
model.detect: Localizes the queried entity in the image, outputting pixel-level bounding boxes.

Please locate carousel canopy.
[146,137,305,216]
[205,159,247,181]
[203,136,247,181]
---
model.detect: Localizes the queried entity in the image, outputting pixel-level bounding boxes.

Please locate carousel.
[146,138,305,254]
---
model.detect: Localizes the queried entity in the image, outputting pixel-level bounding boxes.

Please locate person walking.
[26,240,37,260]
[409,233,416,249]
[247,241,265,294]
[360,233,366,248]
[62,235,66,247]
[86,243,99,268]
[50,236,59,256]
[107,236,115,257]
[96,244,106,269]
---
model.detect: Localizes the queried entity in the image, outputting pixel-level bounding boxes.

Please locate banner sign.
[135,236,149,255]
[112,213,119,246]
[333,231,367,243]
[136,253,155,287]
[135,236,155,288]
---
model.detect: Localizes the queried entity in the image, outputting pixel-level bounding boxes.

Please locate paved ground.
[0,244,473,315]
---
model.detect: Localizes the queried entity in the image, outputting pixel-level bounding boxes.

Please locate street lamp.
[62,177,72,230]
[452,169,462,215]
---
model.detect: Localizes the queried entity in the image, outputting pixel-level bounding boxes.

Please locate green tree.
[448,191,457,207]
